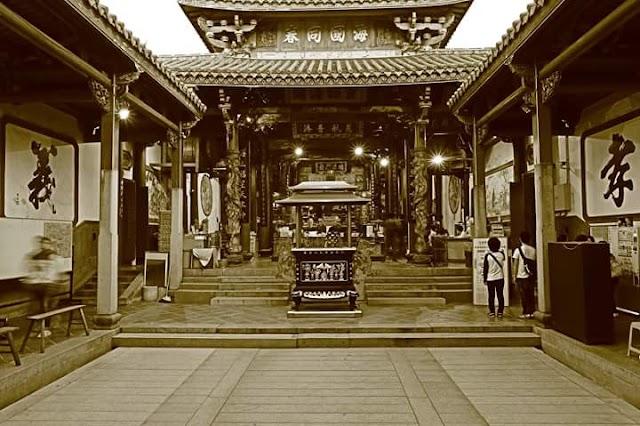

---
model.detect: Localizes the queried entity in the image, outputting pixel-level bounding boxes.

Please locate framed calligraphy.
[582,109,640,222]
[0,118,78,222]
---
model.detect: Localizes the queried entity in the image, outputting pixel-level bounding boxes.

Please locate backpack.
[518,247,536,279]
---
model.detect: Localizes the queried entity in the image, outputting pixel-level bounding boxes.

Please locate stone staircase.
[73,266,143,307]
[175,262,473,306]
[113,323,541,348]
[175,265,290,306]
[366,264,473,305]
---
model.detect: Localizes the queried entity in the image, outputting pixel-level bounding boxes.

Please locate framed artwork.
[0,118,78,222]
[582,109,640,222]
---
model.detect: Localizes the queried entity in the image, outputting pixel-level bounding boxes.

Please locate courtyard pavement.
[1,345,640,425]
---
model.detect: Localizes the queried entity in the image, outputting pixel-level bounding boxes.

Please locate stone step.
[183,268,278,277]
[179,282,289,291]
[173,290,217,304]
[210,297,289,306]
[366,282,471,290]
[120,324,534,334]
[210,289,289,298]
[112,331,541,349]
[367,297,447,305]
[367,290,462,298]
[372,267,471,277]
[366,276,471,283]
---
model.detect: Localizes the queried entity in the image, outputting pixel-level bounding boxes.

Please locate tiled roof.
[79,0,207,116]
[447,0,553,110]
[161,50,490,87]
[179,0,469,12]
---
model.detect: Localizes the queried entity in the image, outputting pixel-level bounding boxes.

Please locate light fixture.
[294,147,303,156]
[354,146,364,156]
[118,107,130,120]
[430,154,445,166]
[380,157,389,167]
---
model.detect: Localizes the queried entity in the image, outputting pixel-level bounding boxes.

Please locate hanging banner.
[473,238,510,306]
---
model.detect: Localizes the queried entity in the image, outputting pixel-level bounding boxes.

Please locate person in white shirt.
[512,231,536,319]
[483,237,506,318]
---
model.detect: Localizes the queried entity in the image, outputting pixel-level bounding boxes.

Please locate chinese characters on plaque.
[293,122,363,139]
[600,134,635,208]
[279,24,372,47]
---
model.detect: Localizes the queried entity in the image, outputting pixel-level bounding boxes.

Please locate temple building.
[161,0,488,269]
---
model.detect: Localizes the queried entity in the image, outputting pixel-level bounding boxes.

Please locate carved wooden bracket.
[476,124,489,144]
[181,118,200,139]
[197,15,257,52]
[394,12,454,50]
[166,129,179,148]
[541,71,562,104]
[521,89,536,114]
[88,72,141,113]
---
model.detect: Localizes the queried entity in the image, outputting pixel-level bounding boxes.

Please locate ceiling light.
[294,147,303,156]
[380,157,389,167]
[354,146,364,156]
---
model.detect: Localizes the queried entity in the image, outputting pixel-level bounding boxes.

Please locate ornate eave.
[161,49,489,87]
[68,0,207,116]
[447,0,566,112]
[179,0,471,12]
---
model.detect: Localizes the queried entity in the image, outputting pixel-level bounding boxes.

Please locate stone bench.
[20,305,90,354]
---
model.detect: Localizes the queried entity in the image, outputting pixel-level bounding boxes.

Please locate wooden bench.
[20,304,90,354]
[628,322,640,360]
[0,326,21,366]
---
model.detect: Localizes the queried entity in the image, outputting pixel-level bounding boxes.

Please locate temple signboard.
[255,20,396,52]
[583,112,640,220]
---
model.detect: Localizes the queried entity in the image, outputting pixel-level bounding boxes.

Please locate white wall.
[0,103,82,279]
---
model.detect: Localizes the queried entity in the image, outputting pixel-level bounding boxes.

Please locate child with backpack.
[483,237,506,318]
[512,231,536,319]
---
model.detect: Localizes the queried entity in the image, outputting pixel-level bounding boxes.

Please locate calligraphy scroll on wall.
[2,120,76,222]
[583,112,640,220]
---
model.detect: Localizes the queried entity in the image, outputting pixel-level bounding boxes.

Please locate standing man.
[512,231,536,319]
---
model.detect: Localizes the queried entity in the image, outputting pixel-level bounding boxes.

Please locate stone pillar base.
[533,311,552,327]
[93,313,123,330]
[226,254,243,264]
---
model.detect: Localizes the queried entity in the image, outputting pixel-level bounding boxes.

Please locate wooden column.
[169,126,184,290]
[94,77,121,329]
[472,118,488,238]
[133,143,147,266]
[532,67,557,319]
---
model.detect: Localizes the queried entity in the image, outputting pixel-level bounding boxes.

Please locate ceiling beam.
[0,2,180,132]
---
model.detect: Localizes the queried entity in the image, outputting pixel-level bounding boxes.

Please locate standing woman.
[483,237,506,318]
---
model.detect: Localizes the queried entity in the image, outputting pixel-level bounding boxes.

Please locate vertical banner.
[473,237,509,306]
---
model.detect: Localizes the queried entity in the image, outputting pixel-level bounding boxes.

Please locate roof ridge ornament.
[197,15,257,53]
[394,12,455,52]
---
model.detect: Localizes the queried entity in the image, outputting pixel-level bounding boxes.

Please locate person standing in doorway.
[512,231,536,319]
[483,237,506,318]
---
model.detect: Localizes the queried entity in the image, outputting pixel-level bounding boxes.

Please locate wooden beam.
[539,0,640,79]
[473,0,640,133]
[0,90,94,104]
[0,2,179,132]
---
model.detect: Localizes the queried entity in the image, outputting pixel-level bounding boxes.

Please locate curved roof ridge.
[160,49,490,87]
[84,0,207,116]
[447,0,548,109]
[179,0,470,11]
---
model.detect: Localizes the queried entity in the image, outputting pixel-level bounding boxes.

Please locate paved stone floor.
[1,346,639,425]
